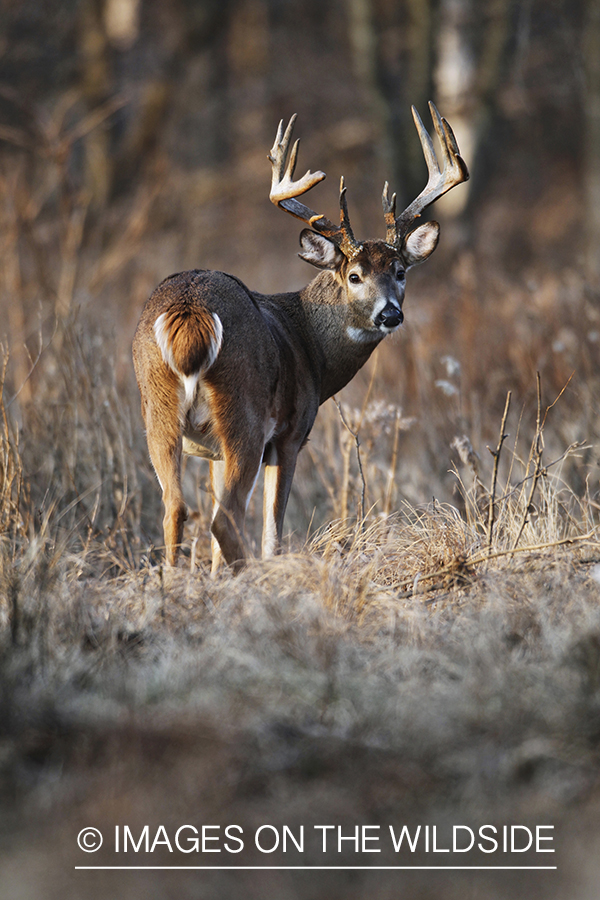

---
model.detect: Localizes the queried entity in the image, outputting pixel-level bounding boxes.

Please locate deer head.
[269,103,469,340]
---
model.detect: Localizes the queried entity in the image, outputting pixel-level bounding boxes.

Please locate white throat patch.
[346,325,376,343]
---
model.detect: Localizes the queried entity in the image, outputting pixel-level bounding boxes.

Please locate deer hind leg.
[210,449,263,572]
[262,447,299,558]
[143,384,187,567]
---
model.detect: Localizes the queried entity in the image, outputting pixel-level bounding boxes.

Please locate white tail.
[132,103,469,570]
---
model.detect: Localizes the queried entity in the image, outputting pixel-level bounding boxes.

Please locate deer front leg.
[209,460,225,575]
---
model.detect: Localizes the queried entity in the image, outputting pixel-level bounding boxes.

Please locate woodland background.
[2,2,600,899]
[1,0,599,454]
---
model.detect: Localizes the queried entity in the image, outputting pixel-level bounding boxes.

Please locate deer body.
[133,105,468,569]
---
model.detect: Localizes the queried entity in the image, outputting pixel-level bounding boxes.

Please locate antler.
[383,102,469,248]
[268,115,362,260]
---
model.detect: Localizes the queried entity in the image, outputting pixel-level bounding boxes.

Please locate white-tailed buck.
[133,103,469,570]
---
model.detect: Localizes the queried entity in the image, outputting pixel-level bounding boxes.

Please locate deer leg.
[209,460,225,575]
[144,392,187,567]
[262,449,298,558]
[210,449,262,571]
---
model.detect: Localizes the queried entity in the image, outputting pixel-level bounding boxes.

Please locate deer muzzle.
[374,303,403,330]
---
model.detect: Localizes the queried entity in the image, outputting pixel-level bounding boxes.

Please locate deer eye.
[396,268,405,281]
[349,273,362,284]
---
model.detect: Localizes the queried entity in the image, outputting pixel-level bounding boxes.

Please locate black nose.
[374,305,403,328]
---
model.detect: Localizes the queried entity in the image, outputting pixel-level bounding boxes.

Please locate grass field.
[1,5,599,894]
[2,302,600,898]
[1,92,600,893]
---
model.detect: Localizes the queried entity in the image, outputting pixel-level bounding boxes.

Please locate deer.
[133,102,469,571]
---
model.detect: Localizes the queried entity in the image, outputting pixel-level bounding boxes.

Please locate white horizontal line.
[75,866,558,871]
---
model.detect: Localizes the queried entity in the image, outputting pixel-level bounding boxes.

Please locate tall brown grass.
[1,121,600,900]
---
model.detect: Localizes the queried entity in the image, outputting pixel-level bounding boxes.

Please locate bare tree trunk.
[347,0,395,178]
[583,0,600,287]
[460,0,512,209]
[434,0,475,216]
[347,0,435,210]
[2,172,31,403]
[79,0,113,208]
[227,0,269,254]
[404,0,434,193]
[227,0,269,150]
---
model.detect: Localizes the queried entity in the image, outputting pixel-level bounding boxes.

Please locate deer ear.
[402,221,440,268]
[299,229,344,270]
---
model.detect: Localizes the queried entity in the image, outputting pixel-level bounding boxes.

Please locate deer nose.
[374,305,403,329]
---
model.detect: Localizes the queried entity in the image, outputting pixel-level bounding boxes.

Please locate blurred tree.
[583,0,600,288]
[104,0,141,49]
[461,0,512,210]
[79,0,113,207]
[0,0,591,279]
[348,0,436,210]
[347,0,394,180]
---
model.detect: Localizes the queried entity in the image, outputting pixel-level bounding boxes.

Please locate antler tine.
[441,116,462,160]
[267,118,286,179]
[382,181,397,215]
[339,176,362,259]
[268,115,363,257]
[386,102,469,247]
[412,104,439,178]
[269,114,326,205]
[428,101,463,178]
[382,181,397,246]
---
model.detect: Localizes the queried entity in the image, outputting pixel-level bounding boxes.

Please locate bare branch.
[486,391,511,556]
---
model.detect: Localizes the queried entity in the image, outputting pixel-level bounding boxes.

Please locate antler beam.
[384,102,470,248]
[268,115,362,260]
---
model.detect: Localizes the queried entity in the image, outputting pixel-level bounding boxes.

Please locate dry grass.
[1,120,600,898]
[1,312,600,898]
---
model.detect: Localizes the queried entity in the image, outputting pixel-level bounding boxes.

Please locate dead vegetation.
[1,308,600,898]
[1,130,600,900]
[1,5,600,893]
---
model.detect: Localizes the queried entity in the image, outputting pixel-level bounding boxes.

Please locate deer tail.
[154,303,223,406]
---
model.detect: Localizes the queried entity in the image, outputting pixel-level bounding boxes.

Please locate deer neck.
[299,271,383,404]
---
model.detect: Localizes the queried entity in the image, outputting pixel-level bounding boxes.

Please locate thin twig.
[486,390,511,556]
[541,370,575,429]
[356,353,379,430]
[496,440,588,506]
[383,408,401,517]
[512,373,543,550]
[395,530,598,597]
[334,397,366,526]
[7,317,58,408]
[469,531,597,569]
